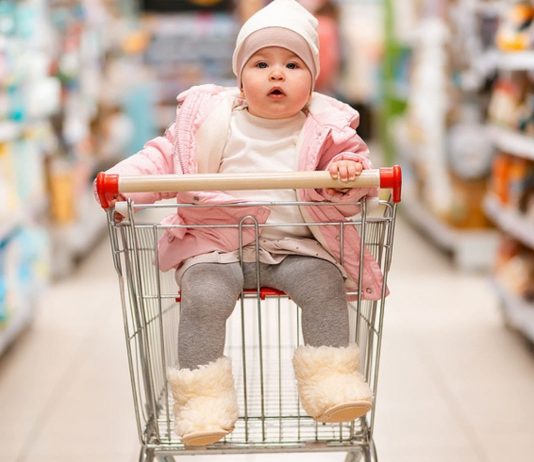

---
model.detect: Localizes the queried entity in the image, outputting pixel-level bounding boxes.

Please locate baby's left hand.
[326,160,363,194]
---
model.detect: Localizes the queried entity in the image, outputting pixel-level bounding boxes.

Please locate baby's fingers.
[337,163,350,182]
[328,163,340,179]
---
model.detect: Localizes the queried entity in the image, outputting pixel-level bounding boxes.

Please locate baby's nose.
[269,69,285,80]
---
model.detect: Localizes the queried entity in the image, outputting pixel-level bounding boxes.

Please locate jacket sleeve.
[103,123,180,204]
[316,128,378,205]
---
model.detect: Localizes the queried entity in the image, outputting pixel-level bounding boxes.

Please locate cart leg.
[139,448,175,462]
[366,439,378,462]
[345,440,378,462]
[139,447,154,462]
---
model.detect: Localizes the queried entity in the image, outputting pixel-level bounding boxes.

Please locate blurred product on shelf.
[488,74,530,127]
[447,104,494,229]
[398,16,453,217]
[47,158,76,224]
[493,237,534,342]
[448,106,494,182]
[492,154,513,203]
[448,176,493,229]
[518,92,534,134]
[495,1,534,51]
[0,226,49,355]
[338,0,382,140]
[488,153,534,223]
[495,238,534,302]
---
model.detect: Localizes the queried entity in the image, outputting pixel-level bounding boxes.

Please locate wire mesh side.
[110,221,179,444]
[106,198,396,452]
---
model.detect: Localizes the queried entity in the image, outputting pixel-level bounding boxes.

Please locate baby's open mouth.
[269,88,285,96]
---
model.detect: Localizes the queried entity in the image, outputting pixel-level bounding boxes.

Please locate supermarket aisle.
[1,215,534,462]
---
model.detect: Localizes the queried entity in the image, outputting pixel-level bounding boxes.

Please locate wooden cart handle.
[96,166,402,209]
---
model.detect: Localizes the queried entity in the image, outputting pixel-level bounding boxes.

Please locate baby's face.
[241,47,312,119]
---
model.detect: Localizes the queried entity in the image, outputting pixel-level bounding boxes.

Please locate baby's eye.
[256,61,268,69]
[286,62,298,69]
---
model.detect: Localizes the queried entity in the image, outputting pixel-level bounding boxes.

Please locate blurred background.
[1,0,534,461]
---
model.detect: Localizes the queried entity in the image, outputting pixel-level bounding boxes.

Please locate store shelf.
[1,198,48,242]
[475,50,534,73]
[493,278,534,343]
[50,186,107,278]
[0,213,22,242]
[484,195,534,249]
[0,300,34,356]
[402,189,499,270]
[486,124,534,161]
[0,122,22,143]
[496,51,534,71]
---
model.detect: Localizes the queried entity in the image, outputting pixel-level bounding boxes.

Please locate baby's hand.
[326,160,363,194]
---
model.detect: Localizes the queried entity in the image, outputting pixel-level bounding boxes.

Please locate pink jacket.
[107,84,386,300]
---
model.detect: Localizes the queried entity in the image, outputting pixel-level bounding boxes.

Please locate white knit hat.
[232,0,320,86]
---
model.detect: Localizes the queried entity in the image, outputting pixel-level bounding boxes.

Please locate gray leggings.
[178,255,349,370]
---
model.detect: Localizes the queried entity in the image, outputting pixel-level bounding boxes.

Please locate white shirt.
[219,108,311,240]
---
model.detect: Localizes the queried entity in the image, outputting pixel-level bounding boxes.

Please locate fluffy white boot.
[293,344,373,423]
[167,356,238,446]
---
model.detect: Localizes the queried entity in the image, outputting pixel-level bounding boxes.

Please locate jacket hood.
[176,84,240,106]
[307,92,360,130]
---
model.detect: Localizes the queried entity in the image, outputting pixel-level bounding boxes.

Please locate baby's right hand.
[326,160,363,195]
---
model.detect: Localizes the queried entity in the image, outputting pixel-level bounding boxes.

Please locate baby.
[103,0,383,446]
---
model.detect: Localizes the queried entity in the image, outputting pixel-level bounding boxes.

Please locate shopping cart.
[96,167,402,462]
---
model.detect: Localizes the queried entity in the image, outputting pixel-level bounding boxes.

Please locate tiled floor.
[1,215,534,462]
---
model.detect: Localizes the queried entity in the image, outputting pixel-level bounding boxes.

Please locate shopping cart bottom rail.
[141,443,377,462]
[141,441,377,462]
